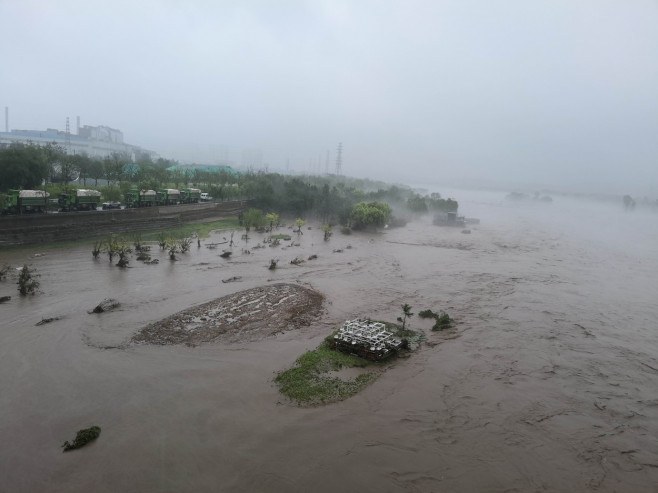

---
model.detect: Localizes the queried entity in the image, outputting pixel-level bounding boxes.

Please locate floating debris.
[222,276,242,283]
[91,298,120,313]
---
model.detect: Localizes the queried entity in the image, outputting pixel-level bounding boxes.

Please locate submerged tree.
[397,304,414,330]
[167,239,179,260]
[321,224,333,241]
[243,208,265,232]
[419,308,453,331]
[1,263,11,280]
[107,236,132,267]
[18,265,39,295]
[157,232,168,250]
[178,237,193,253]
[92,240,103,259]
[265,212,280,231]
[294,218,306,235]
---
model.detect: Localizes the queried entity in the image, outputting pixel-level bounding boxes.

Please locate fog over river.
[1,189,657,492]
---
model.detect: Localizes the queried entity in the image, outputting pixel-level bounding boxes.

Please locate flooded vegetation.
[2,189,658,491]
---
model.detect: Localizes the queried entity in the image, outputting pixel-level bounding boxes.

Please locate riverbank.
[0,200,248,247]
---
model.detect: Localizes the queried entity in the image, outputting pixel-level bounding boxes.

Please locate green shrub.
[18,265,39,295]
[62,426,101,452]
[419,309,453,330]
[275,345,375,405]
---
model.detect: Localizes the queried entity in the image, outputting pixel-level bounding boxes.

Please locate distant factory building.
[0,123,158,161]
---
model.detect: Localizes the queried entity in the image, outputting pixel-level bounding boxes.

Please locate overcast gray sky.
[2,0,657,194]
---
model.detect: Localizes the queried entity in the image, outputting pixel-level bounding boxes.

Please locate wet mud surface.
[2,190,658,492]
[132,283,324,346]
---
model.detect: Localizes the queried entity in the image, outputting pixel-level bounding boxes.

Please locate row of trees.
[1,141,458,225]
[238,172,457,225]
[0,142,180,192]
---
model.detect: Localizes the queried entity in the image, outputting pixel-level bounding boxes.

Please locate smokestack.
[4,107,7,133]
[76,116,80,134]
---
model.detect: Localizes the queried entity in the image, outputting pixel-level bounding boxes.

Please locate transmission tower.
[335,142,343,175]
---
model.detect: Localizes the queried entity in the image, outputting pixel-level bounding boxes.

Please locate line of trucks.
[1,188,204,215]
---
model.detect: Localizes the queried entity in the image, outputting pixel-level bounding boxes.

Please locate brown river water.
[1,190,657,492]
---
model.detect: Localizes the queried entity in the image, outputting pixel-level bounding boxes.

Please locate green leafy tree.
[0,143,49,191]
[168,168,185,188]
[294,218,306,235]
[428,197,458,212]
[243,208,265,232]
[109,152,129,184]
[265,212,280,231]
[43,142,67,184]
[87,158,105,186]
[72,154,93,185]
[349,201,392,230]
[407,195,428,213]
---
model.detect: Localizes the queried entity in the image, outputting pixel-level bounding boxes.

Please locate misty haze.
[1,2,658,492]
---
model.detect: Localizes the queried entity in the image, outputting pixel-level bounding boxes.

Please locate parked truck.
[180,188,201,204]
[1,189,50,215]
[156,188,180,206]
[124,189,157,208]
[58,189,102,212]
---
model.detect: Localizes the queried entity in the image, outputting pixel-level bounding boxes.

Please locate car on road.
[102,201,122,210]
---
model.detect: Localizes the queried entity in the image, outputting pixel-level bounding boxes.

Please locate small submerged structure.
[433,211,480,227]
[433,211,466,227]
[332,319,403,361]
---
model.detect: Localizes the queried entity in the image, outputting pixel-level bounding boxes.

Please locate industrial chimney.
[4,107,7,133]
[76,116,80,134]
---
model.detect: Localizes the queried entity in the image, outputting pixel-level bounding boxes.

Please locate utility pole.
[335,142,343,176]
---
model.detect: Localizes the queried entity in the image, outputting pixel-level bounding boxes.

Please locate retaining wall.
[0,201,248,247]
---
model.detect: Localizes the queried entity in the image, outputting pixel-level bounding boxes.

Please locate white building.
[0,124,158,161]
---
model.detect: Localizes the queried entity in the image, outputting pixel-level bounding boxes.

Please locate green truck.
[180,188,201,204]
[1,189,50,215]
[124,189,157,208]
[156,188,181,206]
[58,189,102,212]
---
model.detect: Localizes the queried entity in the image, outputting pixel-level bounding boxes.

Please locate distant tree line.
[0,141,458,226]
[237,172,457,226]
[0,142,180,192]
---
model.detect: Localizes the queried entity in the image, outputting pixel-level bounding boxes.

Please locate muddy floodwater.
[1,190,658,492]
